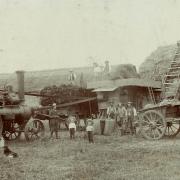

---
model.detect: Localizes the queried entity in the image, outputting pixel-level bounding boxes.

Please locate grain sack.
[104,118,116,136]
[93,119,101,135]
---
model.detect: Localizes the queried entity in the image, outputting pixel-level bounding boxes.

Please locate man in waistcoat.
[116,102,127,127]
[125,102,137,135]
[107,101,116,119]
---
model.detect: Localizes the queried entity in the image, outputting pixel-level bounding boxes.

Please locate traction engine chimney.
[16,71,25,102]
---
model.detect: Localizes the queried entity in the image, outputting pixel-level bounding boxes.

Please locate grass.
[1,129,180,180]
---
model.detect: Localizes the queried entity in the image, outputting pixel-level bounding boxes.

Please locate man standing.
[49,103,59,139]
[125,102,137,135]
[93,62,102,80]
[116,102,127,127]
[103,60,111,78]
[107,101,116,119]
[68,70,77,85]
[0,117,18,158]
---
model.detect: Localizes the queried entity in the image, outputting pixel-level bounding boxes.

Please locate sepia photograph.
[0,0,180,179]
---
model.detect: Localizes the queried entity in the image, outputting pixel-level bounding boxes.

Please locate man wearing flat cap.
[125,102,137,135]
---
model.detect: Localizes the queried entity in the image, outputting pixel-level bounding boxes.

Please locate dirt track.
[1,130,180,180]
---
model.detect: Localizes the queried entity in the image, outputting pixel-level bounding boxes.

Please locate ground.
[1,128,180,180]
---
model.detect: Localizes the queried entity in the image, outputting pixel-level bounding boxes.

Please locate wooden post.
[89,101,92,116]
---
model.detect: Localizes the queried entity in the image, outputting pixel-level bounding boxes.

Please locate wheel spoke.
[145,115,152,122]
[167,127,170,135]
[152,129,156,139]
[172,125,178,130]
[170,126,175,134]
[142,119,151,125]
[143,126,151,132]
[155,128,161,137]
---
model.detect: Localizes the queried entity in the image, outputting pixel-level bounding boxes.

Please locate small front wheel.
[24,119,45,141]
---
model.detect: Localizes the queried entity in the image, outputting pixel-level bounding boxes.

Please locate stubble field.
[1,128,180,180]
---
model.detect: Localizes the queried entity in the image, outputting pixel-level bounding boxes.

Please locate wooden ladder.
[148,86,156,104]
[163,42,180,100]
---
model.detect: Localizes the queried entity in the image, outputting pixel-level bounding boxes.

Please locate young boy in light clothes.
[68,116,76,139]
[86,119,94,143]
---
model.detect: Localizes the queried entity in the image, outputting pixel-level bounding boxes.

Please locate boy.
[86,119,94,143]
[68,116,76,139]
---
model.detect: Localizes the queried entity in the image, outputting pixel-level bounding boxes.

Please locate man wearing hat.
[125,102,137,135]
[116,102,127,128]
[107,100,116,119]
[49,103,59,139]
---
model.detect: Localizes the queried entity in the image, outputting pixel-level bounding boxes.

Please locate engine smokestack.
[16,71,25,102]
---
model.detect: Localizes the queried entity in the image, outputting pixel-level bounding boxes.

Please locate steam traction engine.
[0,71,44,141]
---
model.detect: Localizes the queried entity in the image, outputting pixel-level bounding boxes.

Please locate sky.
[0,0,180,73]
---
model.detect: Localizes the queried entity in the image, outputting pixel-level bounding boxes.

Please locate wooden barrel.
[104,118,116,136]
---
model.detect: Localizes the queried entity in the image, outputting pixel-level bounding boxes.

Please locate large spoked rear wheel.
[140,110,166,140]
[165,118,180,138]
[24,119,45,141]
[2,121,21,141]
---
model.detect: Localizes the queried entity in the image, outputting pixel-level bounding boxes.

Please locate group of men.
[107,101,137,135]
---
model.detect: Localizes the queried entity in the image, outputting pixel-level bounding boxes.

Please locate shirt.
[116,106,127,117]
[86,125,94,132]
[49,109,59,119]
[107,106,116,115]
[127,107,137,117]
[79,119,85,127]
[69,123,76,130]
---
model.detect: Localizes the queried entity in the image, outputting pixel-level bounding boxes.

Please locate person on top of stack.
[49,103,59,139]
[125,102,137,135]
[68,115,76,139]
[116,102,127,128]
[86,119,94,143]
[107,101,116,119]
[103,60,111,79]
[68,69,77,85]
